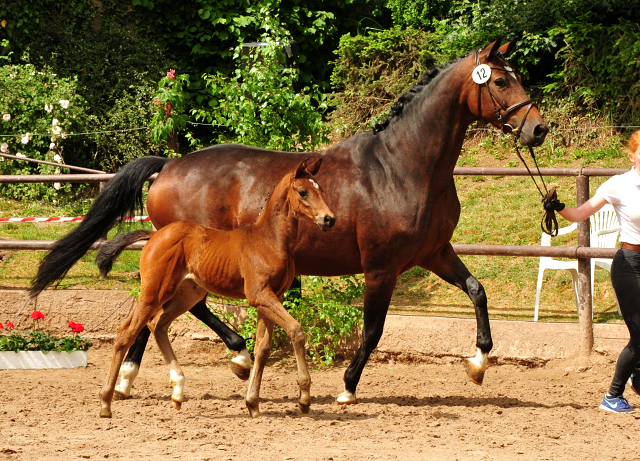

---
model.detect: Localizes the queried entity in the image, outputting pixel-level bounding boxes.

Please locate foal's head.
[287,158,335,231]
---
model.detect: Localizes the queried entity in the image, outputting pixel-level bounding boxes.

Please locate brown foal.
[99,158,334,418]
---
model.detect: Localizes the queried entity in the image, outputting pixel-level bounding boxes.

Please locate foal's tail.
[29,156,169,298]
[96,229,155,279]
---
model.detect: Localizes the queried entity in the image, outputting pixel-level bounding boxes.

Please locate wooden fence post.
[576,173,593,357]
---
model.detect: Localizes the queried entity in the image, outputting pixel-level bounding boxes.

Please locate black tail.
[96,229,155,279]
[29,156,169,297]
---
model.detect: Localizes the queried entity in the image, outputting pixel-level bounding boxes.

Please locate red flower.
[6,321,14,330]
[68,321,84,333]
[167,68,176,79]
[0,322,3,330]
[31,311,45,321]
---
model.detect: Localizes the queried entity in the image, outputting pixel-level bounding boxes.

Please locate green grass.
[0,129,630,323]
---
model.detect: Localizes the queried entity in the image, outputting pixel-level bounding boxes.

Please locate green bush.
[194,39,330,151]
[0,41,90,200]
[386,0,453,30]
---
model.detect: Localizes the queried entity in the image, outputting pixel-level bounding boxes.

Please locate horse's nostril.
[534,123,549,139]
[324,215,335,228]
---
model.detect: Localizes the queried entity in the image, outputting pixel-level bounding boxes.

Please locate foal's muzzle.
[317,214,335,231]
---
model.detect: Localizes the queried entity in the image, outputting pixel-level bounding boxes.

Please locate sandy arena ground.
[2,337,640,461]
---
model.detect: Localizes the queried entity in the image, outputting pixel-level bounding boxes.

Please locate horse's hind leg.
[114,326,151,400]
[421,243,492,385]
[189,297,252,380]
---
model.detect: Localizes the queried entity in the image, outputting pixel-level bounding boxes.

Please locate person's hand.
[544,200,565,212]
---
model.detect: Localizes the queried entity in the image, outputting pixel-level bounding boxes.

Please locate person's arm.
[557,193,608,223]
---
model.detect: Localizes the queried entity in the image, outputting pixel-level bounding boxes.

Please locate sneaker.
[628,371,640,396]
[600,395,635,413]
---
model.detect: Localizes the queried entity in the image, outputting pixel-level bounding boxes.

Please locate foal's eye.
[298,189,308,198]
[494,77,507,89]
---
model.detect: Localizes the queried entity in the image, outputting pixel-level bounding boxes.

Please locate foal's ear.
[306,158,322,176]
[294,157,310,178]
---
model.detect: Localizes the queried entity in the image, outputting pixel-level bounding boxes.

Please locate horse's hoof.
[113,390,130,401]
[298,402,310,414]
[99,408,112,418]
[336,390,357,405]
[171,398,182,411]
[230,349,252,381]
[230,361,251,381]
[246,401,260,418]
[464,359,485,385]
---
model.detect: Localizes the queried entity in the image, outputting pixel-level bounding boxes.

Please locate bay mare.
[98,158,334,418]
[30,39,548,405]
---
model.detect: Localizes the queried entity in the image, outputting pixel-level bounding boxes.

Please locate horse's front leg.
[245,315,274,418]
[338,270,398,405]
[188,297,252,380]
[421,243,492,385]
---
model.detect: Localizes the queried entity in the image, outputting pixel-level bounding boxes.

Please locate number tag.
[472,64,491,84]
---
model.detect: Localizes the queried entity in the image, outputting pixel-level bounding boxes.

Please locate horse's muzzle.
[318,214,336,231]
[519,122,549,147]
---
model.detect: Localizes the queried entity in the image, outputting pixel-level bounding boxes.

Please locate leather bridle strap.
[474,49,558,236]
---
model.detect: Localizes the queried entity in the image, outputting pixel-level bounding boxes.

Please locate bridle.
[473,49,559,236]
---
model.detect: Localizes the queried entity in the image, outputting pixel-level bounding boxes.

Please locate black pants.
[608,248,640,397]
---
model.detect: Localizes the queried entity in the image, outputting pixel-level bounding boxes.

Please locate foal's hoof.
[336,389,357,405]
[230,349,252,381]
[246,401,260,418]
[113,390,130,401]
[298,402,310,414]
[464,359,485,385]
[171,397,183,411]
[99,408,112,418]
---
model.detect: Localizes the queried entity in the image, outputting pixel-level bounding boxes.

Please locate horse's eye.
[298,189,308,198]
[494,77,507,88]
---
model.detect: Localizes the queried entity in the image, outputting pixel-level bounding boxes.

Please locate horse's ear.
[497,37,517,57]
[479,37,503,59]
[294,157,310,178]
[306,158,322,176]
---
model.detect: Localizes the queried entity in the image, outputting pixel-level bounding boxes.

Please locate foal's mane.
[372,52,472,134]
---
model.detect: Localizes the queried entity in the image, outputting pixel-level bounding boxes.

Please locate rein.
[473,49,559,237]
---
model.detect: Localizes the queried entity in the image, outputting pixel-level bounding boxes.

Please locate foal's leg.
[114,326,150,400]
[150,282,208,410]
[421,243,493,385]
[245,290,312,417]
[337,270,397,404]
[100,304,155,418]
[245,315,275,418]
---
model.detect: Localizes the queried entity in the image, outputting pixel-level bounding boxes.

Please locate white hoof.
[170,369,185,407]
[336,388,356,405]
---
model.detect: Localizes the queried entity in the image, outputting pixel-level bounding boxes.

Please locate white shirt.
[596,168,640,245]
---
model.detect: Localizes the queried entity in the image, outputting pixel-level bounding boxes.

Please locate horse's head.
[465,38,548,147]
[288,158,335,231]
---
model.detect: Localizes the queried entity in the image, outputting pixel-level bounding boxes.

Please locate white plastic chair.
[534,204,621,321]
[534,222,579,321]
[589,204,621,315]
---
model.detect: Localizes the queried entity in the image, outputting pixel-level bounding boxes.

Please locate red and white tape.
[0,216,150,223]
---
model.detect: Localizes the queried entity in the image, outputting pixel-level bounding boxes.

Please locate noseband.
[473,49,559,236]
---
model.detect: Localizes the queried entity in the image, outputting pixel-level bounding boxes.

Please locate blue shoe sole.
[599,403,635,413]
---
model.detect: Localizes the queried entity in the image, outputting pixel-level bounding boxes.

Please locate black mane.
[372,53,472,134]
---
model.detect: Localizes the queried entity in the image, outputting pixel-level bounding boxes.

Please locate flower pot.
[0,350,88,370]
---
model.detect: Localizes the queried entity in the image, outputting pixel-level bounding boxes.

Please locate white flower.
[2,114,10,121]
[45,103,52,113]
[49,142,56,150]
[54,182,61,190]
[59,100,70,109]
[16,152,25,158]
[52,126,62,135]
[60,132,67,139]
[21,133,30,144]
[51,118,59,126]
[0,143,7,153]
[53,154,62,163]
